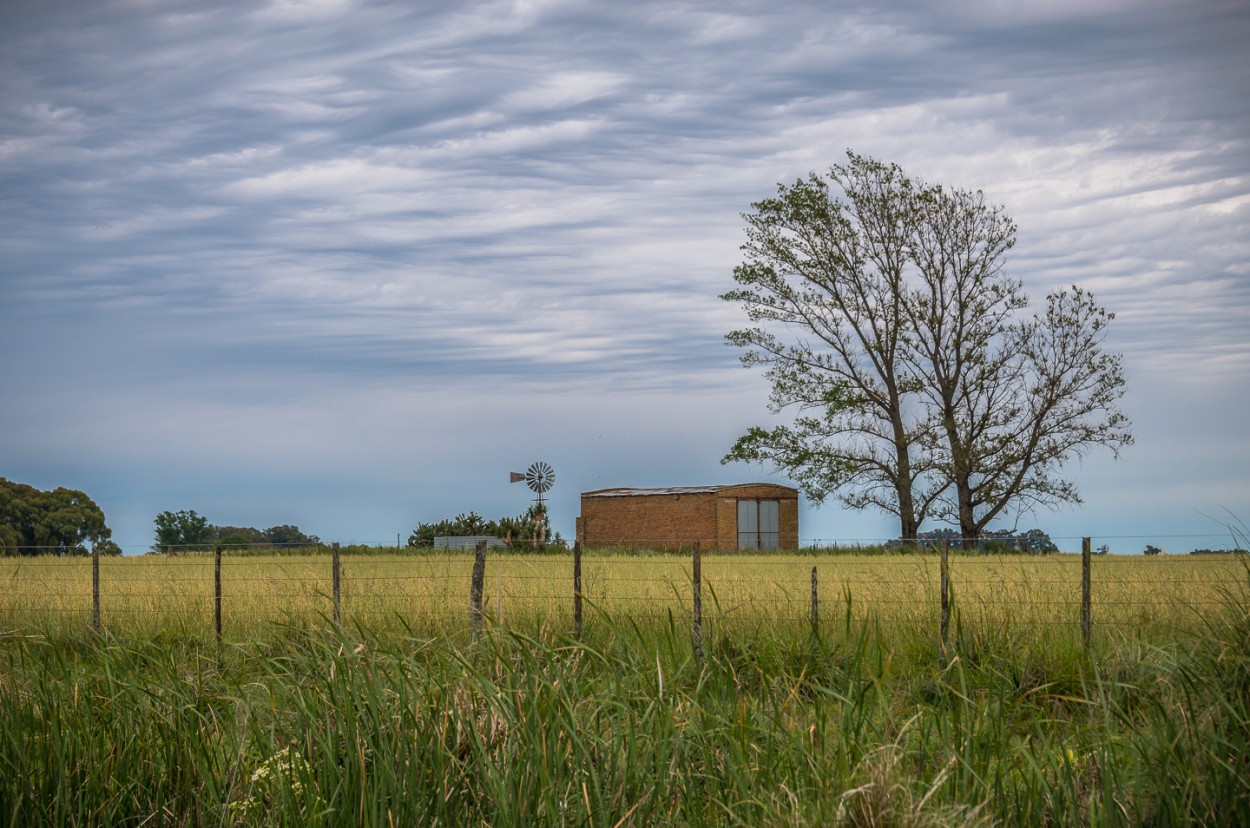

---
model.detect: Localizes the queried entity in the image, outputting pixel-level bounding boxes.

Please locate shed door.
[737,499,780,550]
[759,499,780,549]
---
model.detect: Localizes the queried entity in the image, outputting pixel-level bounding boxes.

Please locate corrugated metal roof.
[583,483,796,498]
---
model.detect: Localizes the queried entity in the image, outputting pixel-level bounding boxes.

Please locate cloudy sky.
[2,0,1247,553]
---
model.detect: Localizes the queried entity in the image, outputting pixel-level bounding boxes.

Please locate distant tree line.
[0,477,119,556]
[153,509,321,553]
[887,527,1059,554]
[408,504,560,548]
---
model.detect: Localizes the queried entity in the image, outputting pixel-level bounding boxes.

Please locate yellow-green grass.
[1,550,1243,645]
[2,550,1248,825]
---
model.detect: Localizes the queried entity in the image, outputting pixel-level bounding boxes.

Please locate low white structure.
[433,535,508,550]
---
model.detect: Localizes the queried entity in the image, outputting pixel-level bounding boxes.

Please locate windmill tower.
[510,461,555,546]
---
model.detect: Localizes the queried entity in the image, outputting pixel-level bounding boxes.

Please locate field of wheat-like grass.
[1,550,1243,645]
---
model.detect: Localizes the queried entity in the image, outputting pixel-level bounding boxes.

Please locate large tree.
[721,154,943,542]
[260,524,321,547]
[153,509,212,552]
[0,477,116,555]
[724,153,1131,546]
[905,182,1132,547]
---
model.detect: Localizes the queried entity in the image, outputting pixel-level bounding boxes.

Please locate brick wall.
[579,491,717,549]
[579,484,799,551]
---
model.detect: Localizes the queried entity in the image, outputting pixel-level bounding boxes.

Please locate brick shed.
[575,483,799,551]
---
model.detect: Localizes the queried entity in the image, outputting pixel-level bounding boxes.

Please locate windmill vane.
[511,461,555,504]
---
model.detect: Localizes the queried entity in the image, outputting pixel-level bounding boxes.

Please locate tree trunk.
[889,393,921,544]
[958,491,978,551]
[898,512,919,547]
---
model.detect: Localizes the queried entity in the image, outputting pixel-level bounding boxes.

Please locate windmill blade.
[525,461,555,493]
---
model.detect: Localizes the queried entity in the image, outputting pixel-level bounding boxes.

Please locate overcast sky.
[2,0,1247,553]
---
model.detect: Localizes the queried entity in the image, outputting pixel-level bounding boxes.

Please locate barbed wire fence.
[1,536,1247,660]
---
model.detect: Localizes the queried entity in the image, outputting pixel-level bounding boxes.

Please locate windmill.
[510,461,555,506]
[510,461,555,547]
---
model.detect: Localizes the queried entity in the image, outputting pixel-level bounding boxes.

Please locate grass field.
[1,550,1247,825]
[0,550,1243,642]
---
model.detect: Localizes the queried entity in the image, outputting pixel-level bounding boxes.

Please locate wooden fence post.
[810,565,819,637]
[940,540,950,653]
[470,539,487,642]
[573,540,583,640]
[692,541,703,662]
[1081,537,1092,648]
[332,542,341,625]
[92,542,101,633]
[214,544,223,656]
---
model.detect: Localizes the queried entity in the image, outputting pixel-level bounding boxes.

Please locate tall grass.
[1,563,1247,826]
[2,551,1241,645]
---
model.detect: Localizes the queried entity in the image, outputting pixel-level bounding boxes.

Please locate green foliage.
[981,528,1059,554]
[154,514,321,552]
[0,523,19,556]
[407,511,495,546]
[212,524,321,548]
[887,527,1059,553]
[1144,544,1165,556]
[0,477,113,556]
[407,504,559,548]
[153,509,212,552]
[257,523,320,547]
[95,539,123,556]
[213,525,267,547]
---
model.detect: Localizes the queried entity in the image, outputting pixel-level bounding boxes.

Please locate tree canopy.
[154,510,213,552]
[153,511,322,552]
[0,477,118,556]
[722,155,941,542]
[408,505,559,548]
[724,152,1131,547]
[887,527,1058,553]
[213,524,322,548]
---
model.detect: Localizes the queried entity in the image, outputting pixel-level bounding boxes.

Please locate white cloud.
[501,71,627,113]
[226,157,432,197]
[255,0,357,21]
